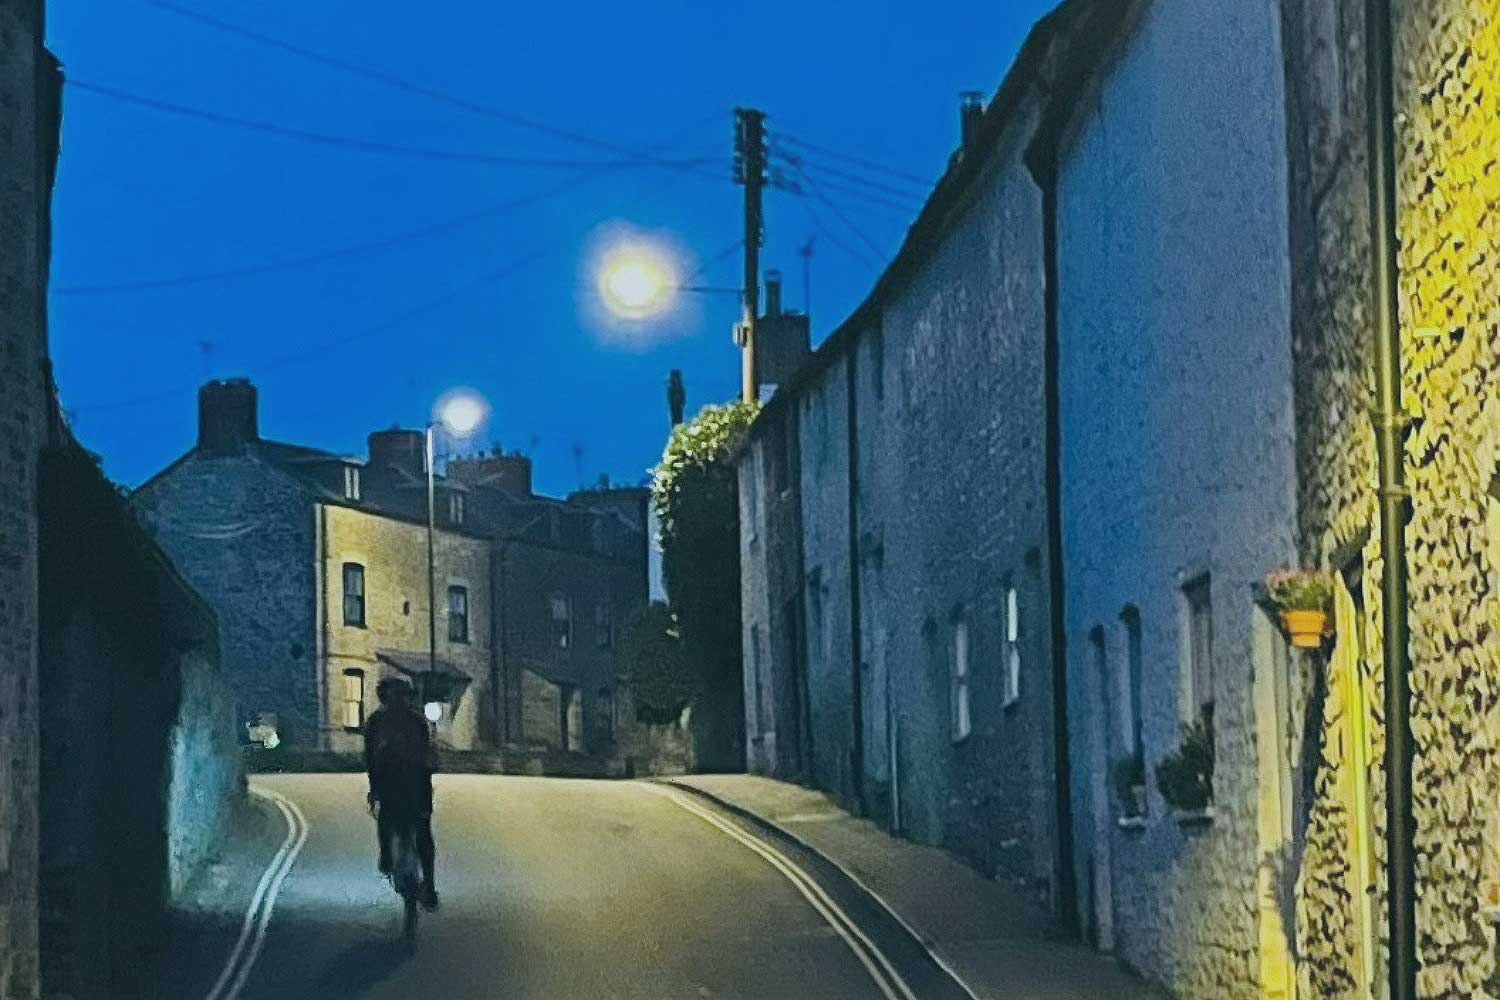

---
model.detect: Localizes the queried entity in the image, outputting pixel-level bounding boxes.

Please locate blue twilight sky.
[45,0,1055,497]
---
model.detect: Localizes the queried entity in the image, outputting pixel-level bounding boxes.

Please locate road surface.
[164,773,962,1000]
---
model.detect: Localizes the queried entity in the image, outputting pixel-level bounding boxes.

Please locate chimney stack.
[447,452,533,496]
[764,270,783,317]
[367,428,427,477]
[668,370,686,426]
[197,378,259,454]
[960,91,984,150]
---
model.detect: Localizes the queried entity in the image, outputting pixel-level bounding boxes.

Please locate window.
[1001,585,1021,707]
[551,594,572,649]
[342,563,365,626]
[1183,574,1214,717]
[595,602,613,648]
[342,669,365,730]
[448,585,469,643]
[951,618,971,743]
[343,465,361,501]
[1121,605,1144,758]
[449,491,465,525]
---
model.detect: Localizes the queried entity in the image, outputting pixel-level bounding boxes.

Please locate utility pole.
[733,107,767,404]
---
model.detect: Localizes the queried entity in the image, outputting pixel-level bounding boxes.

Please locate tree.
[651,400,758,768]
[617,602,692,725]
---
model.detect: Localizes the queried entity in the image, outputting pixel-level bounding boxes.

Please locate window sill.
[344,622,367,630]
[1173,806,1215,827]
[1116,815,1148,832]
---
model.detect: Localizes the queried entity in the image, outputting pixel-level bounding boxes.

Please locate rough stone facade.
[1044,0,1299,994]
[738,31,1063,908]
[1281,0,1500,996]
[0,4,57,994]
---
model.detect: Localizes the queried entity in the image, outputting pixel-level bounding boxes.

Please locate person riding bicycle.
[364,676,439,911]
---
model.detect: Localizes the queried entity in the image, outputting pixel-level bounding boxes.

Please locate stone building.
[1027,0,1302,994]
[0,3,59,993]
[1280,0,1500,996]
[739,19,1068,908]
[133,379,646,756]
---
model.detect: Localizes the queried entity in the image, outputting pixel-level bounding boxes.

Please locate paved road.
[175,773,935,1000]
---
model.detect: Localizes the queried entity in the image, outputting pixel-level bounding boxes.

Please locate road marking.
[204,785,309,1000]
[643,783,918,1000]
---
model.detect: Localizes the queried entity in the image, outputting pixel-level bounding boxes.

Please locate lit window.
[343,465,361,501]
[1002,585,1021,706]
[342,563,365,626]
[448,585,469,643]
[551,594,572,649]
[951,619,971,743]
[342,669,365,730]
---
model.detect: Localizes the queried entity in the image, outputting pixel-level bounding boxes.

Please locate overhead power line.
[142,0,728,183]
[769,148,930,201]
[66,78,722,173]
[797,171,889,263]
[74,251,548,414]
[775,132,934,186]
[55,163,637,295]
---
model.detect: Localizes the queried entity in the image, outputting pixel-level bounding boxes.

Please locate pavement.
[666,774,1167,1000]
[157,773,976,999]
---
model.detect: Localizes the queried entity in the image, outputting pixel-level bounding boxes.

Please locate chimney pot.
[960,91,984,149]
[765,270,783,317]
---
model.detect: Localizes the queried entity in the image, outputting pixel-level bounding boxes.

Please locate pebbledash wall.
[1281,0,1500,996]
[1041,0,1300,993]
[0,4,57,995]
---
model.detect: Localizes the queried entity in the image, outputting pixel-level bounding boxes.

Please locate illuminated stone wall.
[1281,0,1500,995]
[321,503,494,751]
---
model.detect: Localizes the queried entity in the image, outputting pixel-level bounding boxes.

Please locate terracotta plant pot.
[1281,608,1328,649]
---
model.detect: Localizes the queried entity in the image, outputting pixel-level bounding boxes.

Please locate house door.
[1252,608,1296,999]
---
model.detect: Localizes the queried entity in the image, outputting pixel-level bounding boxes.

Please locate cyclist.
[364,676,439,911]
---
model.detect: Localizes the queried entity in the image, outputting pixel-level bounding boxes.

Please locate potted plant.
[1112,751,1148,819]
[1265,568,1335,649]
[1157,706,1214,819]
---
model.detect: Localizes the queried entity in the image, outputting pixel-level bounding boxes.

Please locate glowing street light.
[424,390,486,716]
[597,242,677,319]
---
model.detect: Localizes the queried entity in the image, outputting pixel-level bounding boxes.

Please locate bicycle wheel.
[403,892,419,942]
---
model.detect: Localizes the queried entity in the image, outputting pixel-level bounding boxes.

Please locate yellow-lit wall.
[319,503,493,752]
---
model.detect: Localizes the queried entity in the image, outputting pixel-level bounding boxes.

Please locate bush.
[1156,706,1215,811]
[618,602,694,725]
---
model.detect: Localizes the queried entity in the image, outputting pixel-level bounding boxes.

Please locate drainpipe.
[1029,145,1080,934]
[1364,0,1415,995]
[845,335,866,815]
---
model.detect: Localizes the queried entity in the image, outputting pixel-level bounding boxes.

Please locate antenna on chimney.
[799,239,815,319]
[572,443,585,486]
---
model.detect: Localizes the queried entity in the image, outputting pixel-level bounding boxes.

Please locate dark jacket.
[364,705,434,817]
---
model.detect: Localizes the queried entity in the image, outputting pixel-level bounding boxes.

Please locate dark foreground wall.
[38,442,242,999]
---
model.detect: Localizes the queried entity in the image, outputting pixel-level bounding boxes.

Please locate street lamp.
[424,390,487,721]
[596,241,679,319]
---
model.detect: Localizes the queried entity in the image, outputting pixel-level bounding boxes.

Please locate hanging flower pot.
[1281,608,1329,648]
[1266,568,1335,648]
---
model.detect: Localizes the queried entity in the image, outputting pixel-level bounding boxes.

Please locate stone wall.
[0,4,55,995]
[1281,0,1500,996]
[168,647,244,897]
[1052,0,1297,993]
[132,454,319,745]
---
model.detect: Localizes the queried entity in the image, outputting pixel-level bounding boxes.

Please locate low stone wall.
[168,650,246,897]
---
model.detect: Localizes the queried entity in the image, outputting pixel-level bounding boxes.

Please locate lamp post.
[424,392,486,722]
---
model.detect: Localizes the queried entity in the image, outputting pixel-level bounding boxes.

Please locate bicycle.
[372,796,424,943]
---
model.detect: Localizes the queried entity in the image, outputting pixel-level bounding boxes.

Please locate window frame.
[343,464,361,501]
[342,668,365,731]
[1001,584,1022,708]
[1181,573,1214,720]
[550,593,572,650]
[447,584,469,643]
[951,618,972,744]
[342,562,366,627]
